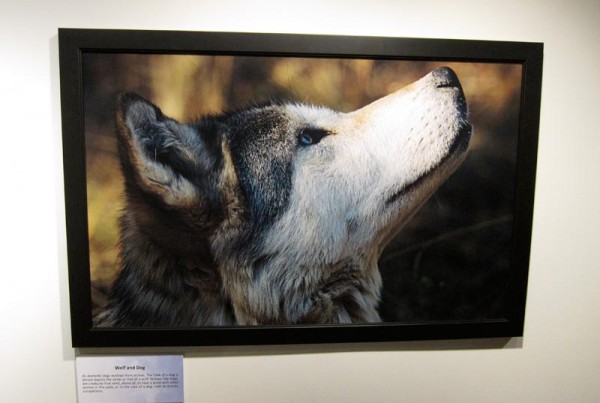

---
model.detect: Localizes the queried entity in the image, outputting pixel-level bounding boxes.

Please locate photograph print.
[81,51,524,329]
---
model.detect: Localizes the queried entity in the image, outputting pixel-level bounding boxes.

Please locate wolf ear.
[115,92,215,208]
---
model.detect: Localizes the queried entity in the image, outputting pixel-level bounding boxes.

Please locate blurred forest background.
[82,53,522,322]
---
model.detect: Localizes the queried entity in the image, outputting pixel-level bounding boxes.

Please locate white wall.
[1,0,599,401]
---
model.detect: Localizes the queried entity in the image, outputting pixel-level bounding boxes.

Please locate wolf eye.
[298,128,329,146]
[299,133,313,145]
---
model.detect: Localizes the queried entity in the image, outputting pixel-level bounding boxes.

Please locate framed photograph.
[59,28,543,347]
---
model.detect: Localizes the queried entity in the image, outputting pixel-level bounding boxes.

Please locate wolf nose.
[432,67,462,90]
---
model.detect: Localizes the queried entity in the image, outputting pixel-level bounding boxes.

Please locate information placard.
[76,355,183,403]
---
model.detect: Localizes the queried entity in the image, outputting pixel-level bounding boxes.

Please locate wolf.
[95,66,472,327]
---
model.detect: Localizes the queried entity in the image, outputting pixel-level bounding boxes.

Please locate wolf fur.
[95,66,472,327]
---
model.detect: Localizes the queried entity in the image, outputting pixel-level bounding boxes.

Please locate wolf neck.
[106,214,383,326]
[225,255,383,325]
[293,258,383,324]
[101,213,233,327]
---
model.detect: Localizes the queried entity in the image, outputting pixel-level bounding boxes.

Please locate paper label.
[76,355,183,403]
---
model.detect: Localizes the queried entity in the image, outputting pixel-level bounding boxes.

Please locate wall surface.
[1,0,599,402]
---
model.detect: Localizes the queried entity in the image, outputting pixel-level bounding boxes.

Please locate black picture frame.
[59,28,543,347]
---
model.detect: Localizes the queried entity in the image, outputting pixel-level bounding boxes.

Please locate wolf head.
[114,66,471,325]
